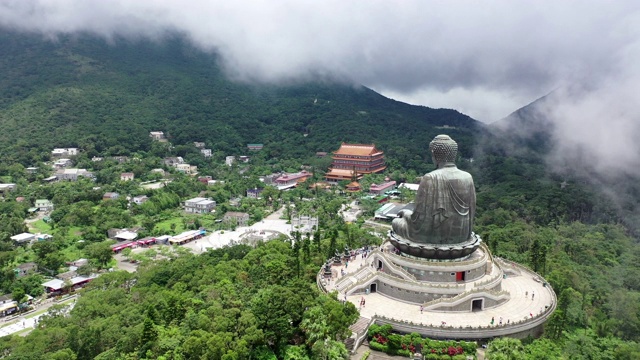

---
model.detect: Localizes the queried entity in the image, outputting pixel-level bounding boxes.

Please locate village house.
[223,211,250,227]
[247,188,264,199]
[274,170,313,190]
[197,176,212,184]
[53,158,73,169]
[176,163,197,175]
[225,156,235,166]
[316,152,328,158]
[184,197,216,214]
[10,233,35,244]
[193,142,205,148]
[56,168,94,181]
[0,183,16,196]
[238,155,250,162]
[131,195,149,205]
[0,295,18,317]
[35,199,54,212]
[26,167,38,174]
[120,172,134,181]
[43,176,58,183]
[369,180,397,195]
[164,157,184,167]
[103,192,119,201]
[201,148,212,157]
[15,262,38,278]
[51,148,79,158]
[247,143,264,151]
[149,131,165,141]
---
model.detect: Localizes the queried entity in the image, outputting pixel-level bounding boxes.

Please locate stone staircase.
[346,316,372,353]
[335,267,375,294]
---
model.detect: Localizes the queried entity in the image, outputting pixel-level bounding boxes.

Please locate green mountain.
[0,31,481,172]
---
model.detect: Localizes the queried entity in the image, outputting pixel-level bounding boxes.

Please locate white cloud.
[1,1,639,122]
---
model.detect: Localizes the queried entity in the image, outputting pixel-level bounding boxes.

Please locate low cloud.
[1,1,639,123]
[2,0,640,186]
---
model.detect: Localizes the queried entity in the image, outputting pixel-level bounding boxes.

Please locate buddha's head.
[429,135,458,166]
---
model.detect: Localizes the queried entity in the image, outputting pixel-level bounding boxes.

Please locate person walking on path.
[532,291,535,300]
[420,305,423,314]
[491,316,494,325]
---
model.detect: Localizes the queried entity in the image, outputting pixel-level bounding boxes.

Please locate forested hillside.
[0,30,639,359]
[0,31,479,174]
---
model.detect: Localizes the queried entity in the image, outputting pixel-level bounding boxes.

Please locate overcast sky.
[1,0,639,123]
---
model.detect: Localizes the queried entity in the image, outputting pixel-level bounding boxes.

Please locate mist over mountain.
[489,85,640,237]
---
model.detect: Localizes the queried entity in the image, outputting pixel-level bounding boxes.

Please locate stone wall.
[402,264,486,283]
[376,280,461,304]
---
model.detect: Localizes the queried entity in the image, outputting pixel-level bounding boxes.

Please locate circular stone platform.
[388,231,481,260]
[318,241,556,341]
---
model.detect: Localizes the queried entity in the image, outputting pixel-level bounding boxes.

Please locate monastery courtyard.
[328,243,554,330]
[182,208,293,253]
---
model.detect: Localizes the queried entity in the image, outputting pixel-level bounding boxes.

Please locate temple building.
[325,143,386,183]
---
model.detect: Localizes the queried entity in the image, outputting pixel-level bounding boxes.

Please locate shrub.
[387,334,402,354]
[367,324,381,340]
[369,341,387,352]
[461,340,477,354]
[396,349,412,357]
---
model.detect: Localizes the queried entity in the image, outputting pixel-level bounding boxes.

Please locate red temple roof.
[333,143,382,156]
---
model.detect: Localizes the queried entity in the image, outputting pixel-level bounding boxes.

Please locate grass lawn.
[155,217,185,235]
[29,219,51,233]
[59,245,85,262]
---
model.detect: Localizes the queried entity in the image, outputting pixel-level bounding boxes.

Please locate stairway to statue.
[345,316,371,353]
[349,316,371,334]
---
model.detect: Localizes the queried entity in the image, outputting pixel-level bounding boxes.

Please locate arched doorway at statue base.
[471,299,483,312]
[370,283,377,293]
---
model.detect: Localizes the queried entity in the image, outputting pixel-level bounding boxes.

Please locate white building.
[201,149,212,157]
[149,131,165,141]
[184,197,216,214]
[176,164,197,175]
[10,233,35,243]
[225,156,235,166]
[35,199,54,212]
[57,169,94,181]
[51,148,79,157]
[132,195,149,205]
[53,158,73,168]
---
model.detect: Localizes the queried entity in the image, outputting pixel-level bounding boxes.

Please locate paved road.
[0,297,76,338]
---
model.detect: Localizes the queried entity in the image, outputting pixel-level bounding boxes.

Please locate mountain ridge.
[0,31,482,171]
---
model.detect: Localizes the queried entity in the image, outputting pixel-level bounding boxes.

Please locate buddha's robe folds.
[392,164,475,245]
